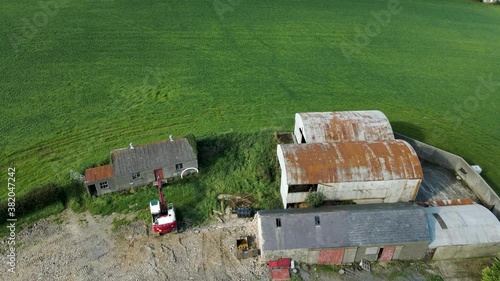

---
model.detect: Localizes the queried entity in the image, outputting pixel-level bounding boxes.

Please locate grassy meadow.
[0,0,499,222]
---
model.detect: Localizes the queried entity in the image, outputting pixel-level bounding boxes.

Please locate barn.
[84,137,198,196]
[277,140,423,208]
[425,204,500,260]
[256,203,430,264]
[294,110,394,144]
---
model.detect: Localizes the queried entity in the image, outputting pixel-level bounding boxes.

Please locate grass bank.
[0,131,282,237]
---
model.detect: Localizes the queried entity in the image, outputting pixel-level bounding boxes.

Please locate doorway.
[299,128,306,143]
[154,169,164,180]
[88,184,97,197]
[378,247,396,262]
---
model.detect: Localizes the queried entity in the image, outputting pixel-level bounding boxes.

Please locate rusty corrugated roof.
[296,110,394,143]
[85,165,114,182]
[278,140,423,184]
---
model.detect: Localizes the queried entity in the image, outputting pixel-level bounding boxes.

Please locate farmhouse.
[294,110,394,144]
[84,137,198,196]
[256,203,430,264]
[425,203,500,260]
[277,140,423,208]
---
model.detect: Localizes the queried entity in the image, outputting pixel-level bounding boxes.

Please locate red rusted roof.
[85,165,114,182]
[295,111,394,143]
[270,268,290,280]
[278,140,423,184]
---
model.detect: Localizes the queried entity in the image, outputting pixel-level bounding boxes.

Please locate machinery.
[150,177,177,235]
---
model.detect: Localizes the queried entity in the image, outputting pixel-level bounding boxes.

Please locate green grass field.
[1,0,499,203]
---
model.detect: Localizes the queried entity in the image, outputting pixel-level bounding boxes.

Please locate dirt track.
[0,210,266,281]
[0,210,488,281]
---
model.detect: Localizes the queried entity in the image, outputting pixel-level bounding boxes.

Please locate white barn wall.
[282,179,420,206]
[318,179,420,203]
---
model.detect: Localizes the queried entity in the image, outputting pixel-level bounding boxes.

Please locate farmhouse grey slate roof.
[111,138,196,176]
[258,203,430,251]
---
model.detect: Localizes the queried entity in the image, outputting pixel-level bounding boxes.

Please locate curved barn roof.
[295,110,394,143]
[425,204,500,248]
[277,140,423,184]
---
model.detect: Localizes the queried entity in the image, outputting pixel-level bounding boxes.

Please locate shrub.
[482,258,500,281]
[306,191,325,208]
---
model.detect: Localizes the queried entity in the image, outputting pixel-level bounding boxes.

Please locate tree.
[482,258,500,281]
[306,191,325,208]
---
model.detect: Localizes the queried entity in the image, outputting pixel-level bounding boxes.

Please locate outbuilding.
[84,137,198,196]
[277,140,423,208]
[256,203,430,264]
[294,111,394,144]
[425,204,500,260]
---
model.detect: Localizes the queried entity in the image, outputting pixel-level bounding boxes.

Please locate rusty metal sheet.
[317,249,344,265]
[270,268,290,280]
[378,247,395,262]
[295,111,394,143]
[85,165,114,182]
[278,140,423,185]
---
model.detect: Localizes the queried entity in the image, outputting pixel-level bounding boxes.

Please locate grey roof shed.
[111,138,196,176]
[258,204,430,251]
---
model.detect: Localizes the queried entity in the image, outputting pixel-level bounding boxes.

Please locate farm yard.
[0,0,499,231]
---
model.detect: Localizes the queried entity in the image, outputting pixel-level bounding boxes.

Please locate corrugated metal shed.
[84,165,114,182]
[425,204,500,248]
[258,204,430,251]
[111,138,196,176]
[295,111,394,143]
[278,140,423,185]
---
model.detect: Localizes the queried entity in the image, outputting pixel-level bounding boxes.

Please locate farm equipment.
[149,176,177,235]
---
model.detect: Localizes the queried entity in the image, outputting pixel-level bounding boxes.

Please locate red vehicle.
[149,177,177,235]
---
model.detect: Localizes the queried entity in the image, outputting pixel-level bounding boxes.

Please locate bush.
[0,183,64,219]
[306,191,325,208]
[482,258,500,281]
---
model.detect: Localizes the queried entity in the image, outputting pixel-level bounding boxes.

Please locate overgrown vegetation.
[306,191,326,208]
[0,131,282,237]
[482,258,500,281]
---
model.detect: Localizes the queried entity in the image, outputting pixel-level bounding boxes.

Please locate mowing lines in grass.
[340,0,403,61]
[8,0,68,53]
[426,74,500,158]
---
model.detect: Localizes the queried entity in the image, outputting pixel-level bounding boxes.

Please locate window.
[315,216,321,226]
[132,172,140,179]
[276,218,281,228]
[99,181,109,189]
[175,163,183,171]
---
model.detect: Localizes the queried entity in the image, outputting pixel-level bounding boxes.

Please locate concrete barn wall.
[432,243,500,260]
[318,180,421,203]
[282,179,420,207]
[294,115,306,143]
[261,242,429,264]
[85,178,117,196]
[277,146,290,208]
[354,242,429,262]
[395,133,500,219]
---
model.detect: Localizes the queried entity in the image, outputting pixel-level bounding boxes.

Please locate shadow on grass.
[391,121,426,141]
[0,130,283,237]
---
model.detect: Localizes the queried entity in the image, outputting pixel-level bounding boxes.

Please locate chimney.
[169,135,173,142]
[129,142,134,149]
